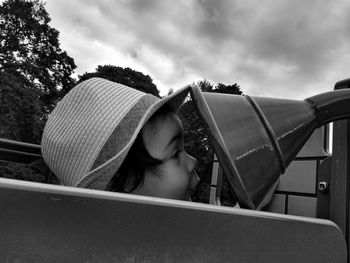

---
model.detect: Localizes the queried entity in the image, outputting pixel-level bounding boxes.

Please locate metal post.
[330,79,350,259]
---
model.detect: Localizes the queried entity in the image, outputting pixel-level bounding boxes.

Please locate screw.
[318,181,329,193]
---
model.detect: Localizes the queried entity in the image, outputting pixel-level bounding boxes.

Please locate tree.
[79,65,160,97]
[197,79,214,92]
[215,83,242,95]
[0,0,76,113]
[179,79,242,205]
[0,0,76,184]
[197,79,242,95]
[0,0,76,142]
[0,71,43,143]
[166,88,174,96]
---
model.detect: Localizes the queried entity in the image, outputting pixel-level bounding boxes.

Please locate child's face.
[132,112,200,201]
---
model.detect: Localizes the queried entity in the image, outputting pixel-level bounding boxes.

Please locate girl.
[41,77,199,201]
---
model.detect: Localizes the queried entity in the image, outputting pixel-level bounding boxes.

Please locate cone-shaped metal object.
[190,86,350,209]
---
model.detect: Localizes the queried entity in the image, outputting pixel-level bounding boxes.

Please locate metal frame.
[0,177,346,262]
[0,138,41,163]
[330,79,350,258]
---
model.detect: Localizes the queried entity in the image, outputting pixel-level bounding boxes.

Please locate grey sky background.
[46,0,350,98]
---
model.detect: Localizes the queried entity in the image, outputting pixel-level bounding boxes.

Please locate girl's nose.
[185,153,200,188]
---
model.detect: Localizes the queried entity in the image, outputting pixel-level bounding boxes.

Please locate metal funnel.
[190,86,350,209]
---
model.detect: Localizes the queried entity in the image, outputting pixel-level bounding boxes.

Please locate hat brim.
[75,85,192,189]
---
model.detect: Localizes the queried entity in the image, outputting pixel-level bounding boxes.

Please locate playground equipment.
[191,79,350,210]
[0,78,349,262]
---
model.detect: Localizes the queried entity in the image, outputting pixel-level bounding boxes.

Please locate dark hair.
[107,104,174,193]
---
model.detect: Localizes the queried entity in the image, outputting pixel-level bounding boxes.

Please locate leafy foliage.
[0,0,76,113]
[79,65,160,97]
[0,0,76,142]
[196,79,242,94]
[0,0,75,183]
[0,161,49,183]
[0,71,43,143]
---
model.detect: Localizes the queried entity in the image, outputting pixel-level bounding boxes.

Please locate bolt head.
[318,181,329,193]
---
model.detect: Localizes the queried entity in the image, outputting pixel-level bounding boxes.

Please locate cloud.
[46,0,350,98]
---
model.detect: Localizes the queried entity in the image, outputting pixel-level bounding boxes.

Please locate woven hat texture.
[41,78,191,189]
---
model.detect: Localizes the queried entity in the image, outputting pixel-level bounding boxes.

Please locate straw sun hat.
[41,78,191,189]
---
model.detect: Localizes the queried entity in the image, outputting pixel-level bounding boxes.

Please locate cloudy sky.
[46,0,350,98]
